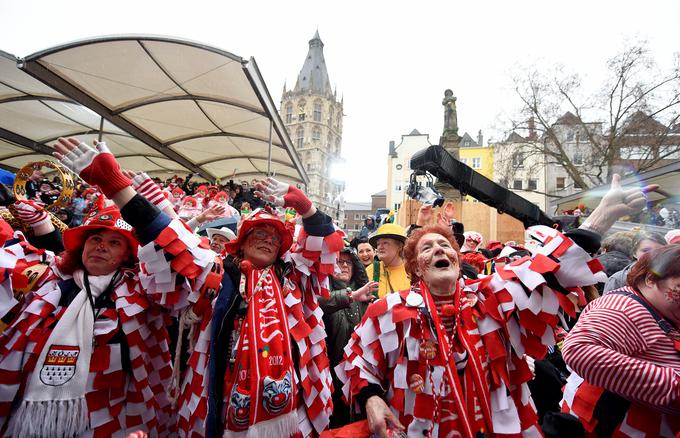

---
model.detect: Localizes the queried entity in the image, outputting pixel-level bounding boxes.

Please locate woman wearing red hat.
[335,174,655,438]
[176,178,344,437]
[207,190,239,219]
[0,137,217,437]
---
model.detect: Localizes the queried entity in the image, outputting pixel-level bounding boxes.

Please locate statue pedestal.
[437,133,462,202]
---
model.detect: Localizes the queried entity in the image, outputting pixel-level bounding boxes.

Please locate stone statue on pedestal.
[437,89,462,202]
[442,89,458,137]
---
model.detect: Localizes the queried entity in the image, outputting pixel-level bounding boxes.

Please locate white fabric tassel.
[11,397,89,438]
[222,411,298,438]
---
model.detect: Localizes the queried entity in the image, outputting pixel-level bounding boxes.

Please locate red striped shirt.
[432,293,456,338]
[562,286,680,414]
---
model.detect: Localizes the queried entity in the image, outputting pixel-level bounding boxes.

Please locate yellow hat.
[369,223,407,247]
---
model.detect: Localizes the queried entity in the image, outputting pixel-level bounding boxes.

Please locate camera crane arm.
[409,145,557,229]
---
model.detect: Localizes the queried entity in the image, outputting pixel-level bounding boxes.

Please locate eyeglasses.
[248,228,282,245]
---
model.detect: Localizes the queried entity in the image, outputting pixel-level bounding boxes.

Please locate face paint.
[659,277,680,304]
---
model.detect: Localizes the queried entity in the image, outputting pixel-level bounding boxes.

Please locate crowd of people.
[0,137,677,437]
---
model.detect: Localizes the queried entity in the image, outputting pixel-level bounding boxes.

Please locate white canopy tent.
[0,50,189,177]
[0,35,307,185]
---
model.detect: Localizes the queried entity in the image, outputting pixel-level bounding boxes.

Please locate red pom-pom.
[442,304,457,316]
[240,260,253,274]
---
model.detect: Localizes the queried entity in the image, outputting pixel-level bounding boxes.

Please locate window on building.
[394,203,401,210]
[528,179,538,190]
[285,104,293,123]
[566,131,574,141]
[460,158,468,165]
[298,113,305,121]
[354,214,360,220]
[573,152,583,165]
[312,127,321,141]
[556,177,566,189]
[396,164,403,170]
[512,152,525,168]
[513,179,523,190]
[313,101,322,122]
[472,157,481,169]
[296,126,304,148]
[395,182,402,191]
[620,146,647,159]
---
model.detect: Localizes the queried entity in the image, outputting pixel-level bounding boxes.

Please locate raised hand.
[582,173,658,234]
[253,178,288,207]
[13,200,49,228]
[442,201,456,222]
[197,204,226,223]
[416,204,433,226]
[600,173,657,218]
[352,281,379,302]
[254,177,313,216]
[130,172,172,207]
[53,137,131,198]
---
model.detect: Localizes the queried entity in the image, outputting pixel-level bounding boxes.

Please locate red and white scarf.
[224,267,298,437]
[9,270,117,437]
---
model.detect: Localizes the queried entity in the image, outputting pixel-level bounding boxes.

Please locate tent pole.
[267,120,273,176]
[97,117,104,142]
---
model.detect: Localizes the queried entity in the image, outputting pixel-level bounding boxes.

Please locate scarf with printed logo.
[224,266,297,437]
[9,270,118,438]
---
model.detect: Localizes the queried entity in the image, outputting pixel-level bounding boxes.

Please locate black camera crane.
[409,145,557,229]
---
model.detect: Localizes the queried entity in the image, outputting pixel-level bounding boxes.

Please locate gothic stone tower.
[280,31,345,223]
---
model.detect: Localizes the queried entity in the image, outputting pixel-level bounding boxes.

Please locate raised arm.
[579,173,657,236]
[53,137,135,209]
[54,137,217,312]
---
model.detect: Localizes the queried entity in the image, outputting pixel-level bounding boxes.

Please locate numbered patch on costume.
[40,345,80,386]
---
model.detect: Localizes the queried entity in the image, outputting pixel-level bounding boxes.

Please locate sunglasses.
[248,228,282,245]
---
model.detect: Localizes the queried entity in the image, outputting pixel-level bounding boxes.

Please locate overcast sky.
[2,0,679,201]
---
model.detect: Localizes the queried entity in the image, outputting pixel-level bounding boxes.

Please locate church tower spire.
[293,30,332,96]
[280,30,345,226]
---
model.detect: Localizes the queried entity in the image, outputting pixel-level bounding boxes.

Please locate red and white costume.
[208,191,240,219]
[336,225,607,437]
[178,197,203,220]
[0,214,215,436]
[176,209,345,437]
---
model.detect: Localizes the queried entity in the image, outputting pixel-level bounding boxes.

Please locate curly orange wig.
[403,224,461,284]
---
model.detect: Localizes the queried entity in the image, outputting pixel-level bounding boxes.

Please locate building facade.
[458,131,494,203]
[493,132,549,211]
[386,129,432,212]
[280,31,345,223]
[344,201,373,238]
[544,111,603,200]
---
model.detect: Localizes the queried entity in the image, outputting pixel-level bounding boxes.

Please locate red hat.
[196,185,208,195]
[224,208,293,258]
[665,229,680,245]
[486,240,503,251]
[183,196,197,207]
[172,187,185,196]
[63,205,139,257]
[214,191,228,201]
[82,188,97,197]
